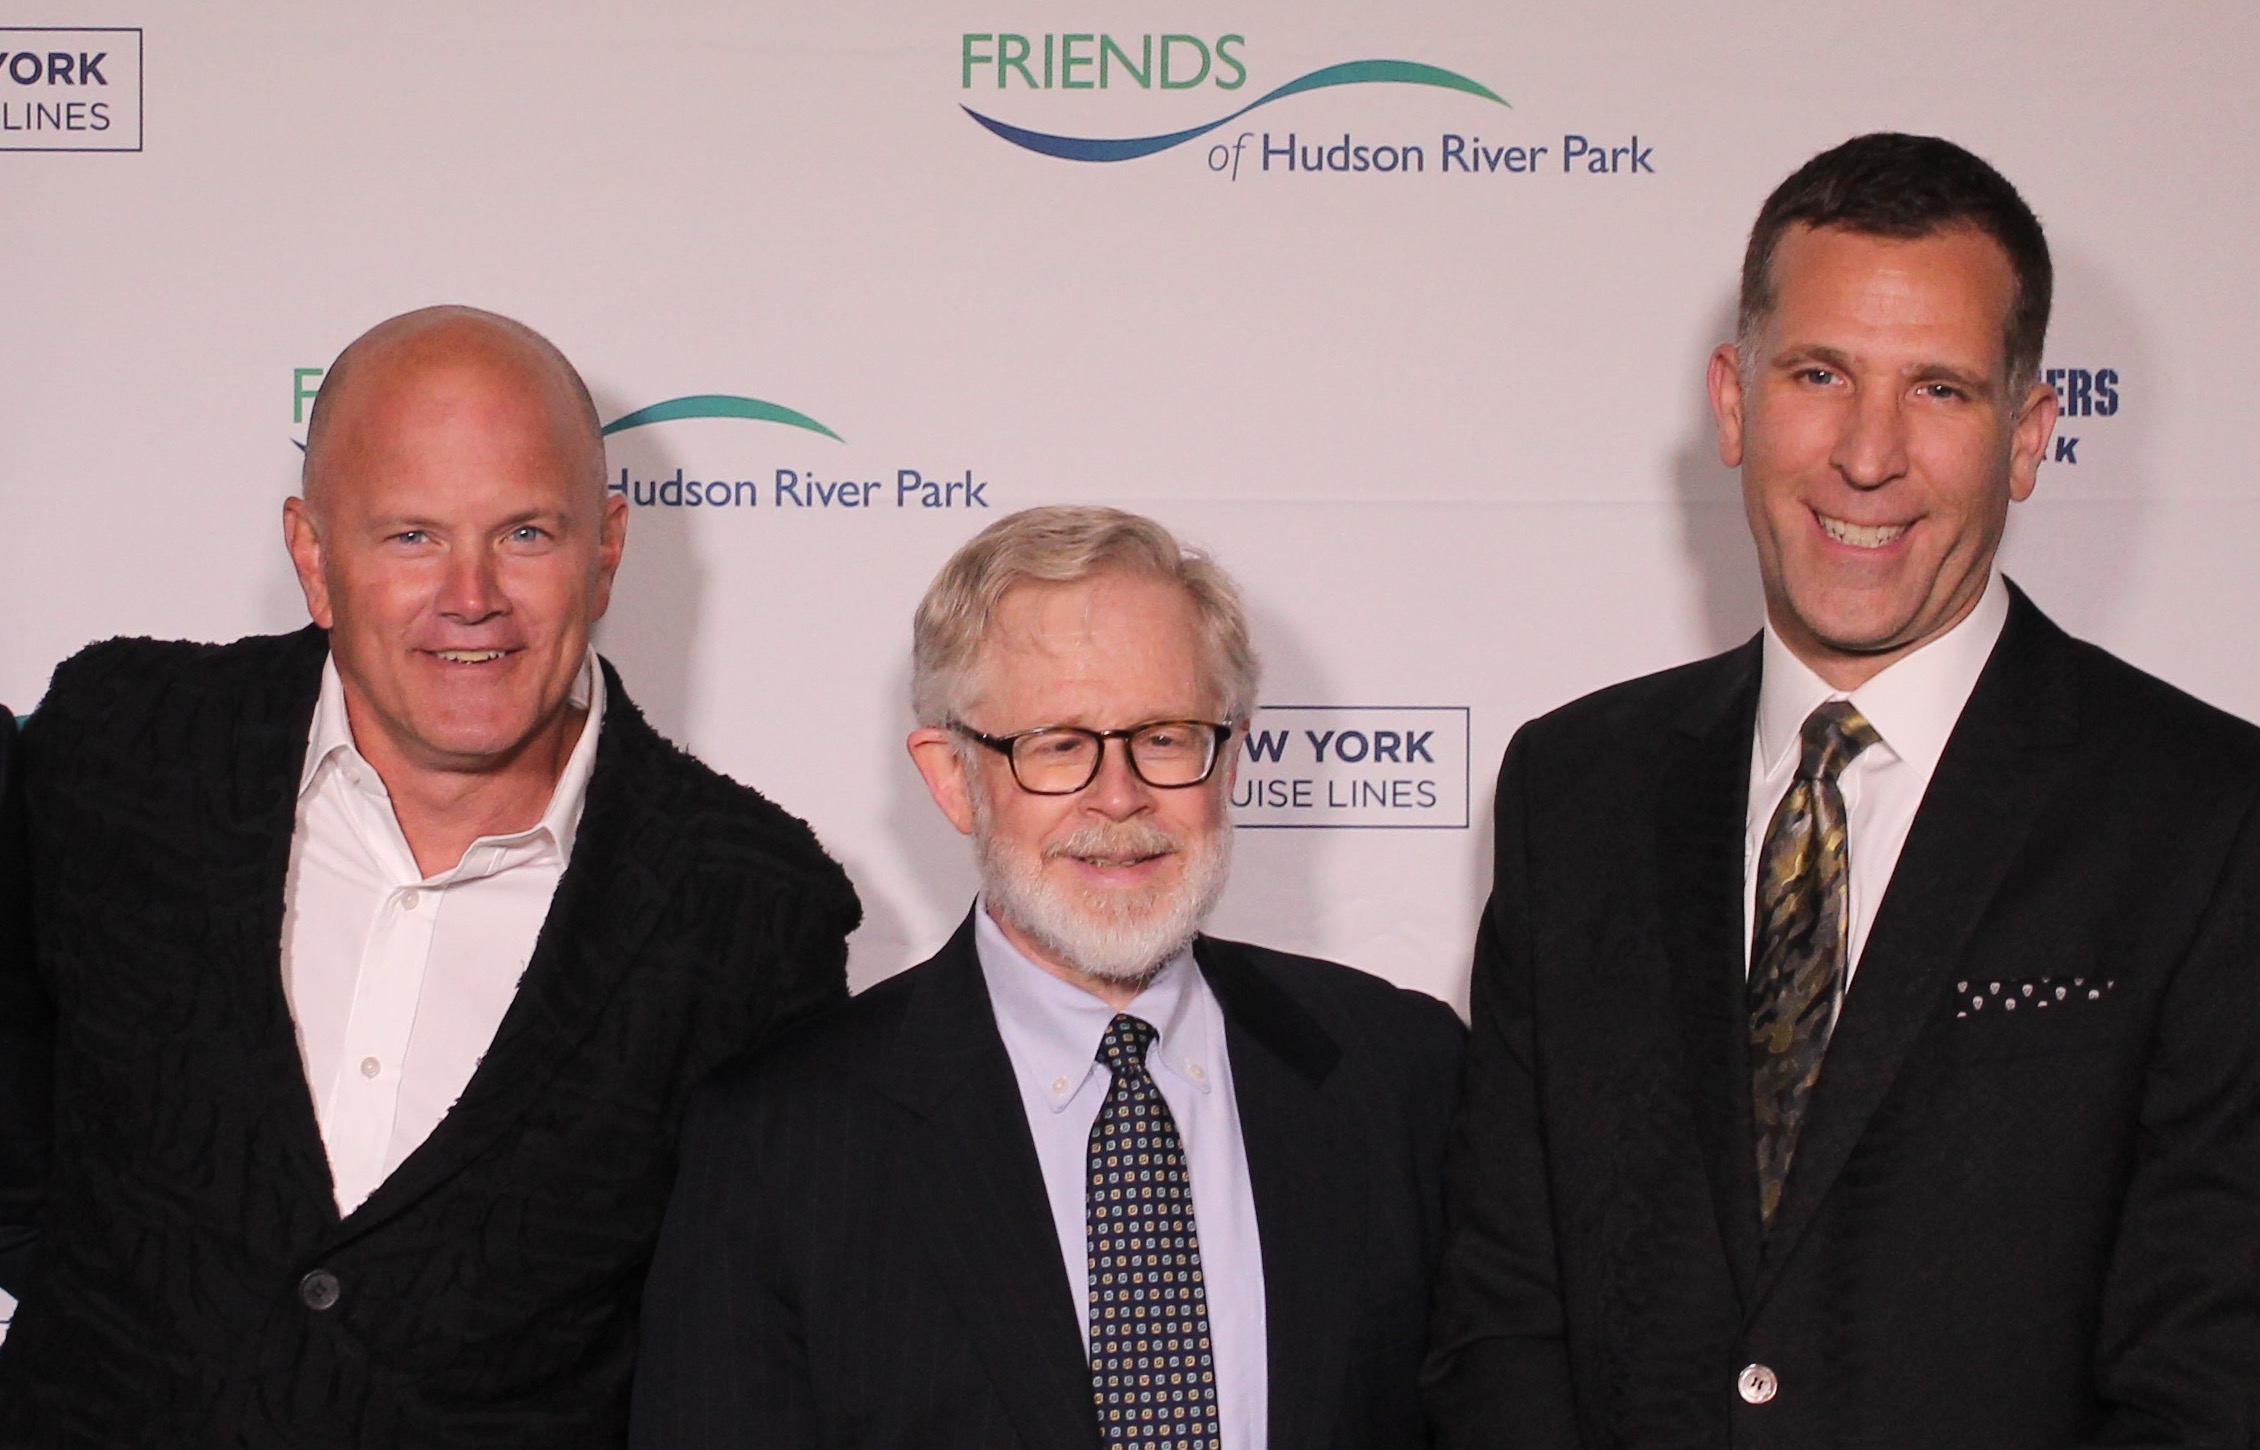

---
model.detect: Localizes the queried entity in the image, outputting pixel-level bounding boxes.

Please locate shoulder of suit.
[1205,936,1465,1051]
[1513,641,1753,756]
[2060,633,2260,776]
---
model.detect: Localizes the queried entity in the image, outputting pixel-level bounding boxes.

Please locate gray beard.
[974,805,1232,987]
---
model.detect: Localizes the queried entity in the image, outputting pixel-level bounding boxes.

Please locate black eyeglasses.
[951,719,1236,795]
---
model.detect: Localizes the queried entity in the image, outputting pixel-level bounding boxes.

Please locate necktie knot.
[1797,699,1881,783]
[1096,1013,1158,1077]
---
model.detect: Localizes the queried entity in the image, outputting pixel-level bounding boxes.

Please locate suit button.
[1737,1363,1779,1404]
[299,1269,341,1311]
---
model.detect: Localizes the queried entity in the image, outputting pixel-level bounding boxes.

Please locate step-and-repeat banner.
[4,1,2255,1016]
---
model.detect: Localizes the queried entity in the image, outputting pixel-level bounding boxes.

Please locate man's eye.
[392,530,427,546]
[510,525,546,543]
[1918,382,1966,401]
[1795,367,1838,386]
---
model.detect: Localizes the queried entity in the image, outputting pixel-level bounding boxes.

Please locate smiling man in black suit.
[635,506,1464,1450]
[1426,134,2260,1446]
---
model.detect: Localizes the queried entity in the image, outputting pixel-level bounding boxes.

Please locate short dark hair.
[1738,133,2052,389]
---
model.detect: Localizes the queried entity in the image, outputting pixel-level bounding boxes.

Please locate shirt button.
[1188,1063,1207,1081]
[1737,1363,1779,1405]
[401,889,420,911]
[360,1057,381,1079]
[1051,1077,1070,1095]
[299,1269,341,1312]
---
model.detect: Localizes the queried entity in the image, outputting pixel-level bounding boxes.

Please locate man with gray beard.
[632,505,1465,1450]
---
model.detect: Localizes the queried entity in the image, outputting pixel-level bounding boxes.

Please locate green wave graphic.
[964,58,1509,163]
[602,394,842,442]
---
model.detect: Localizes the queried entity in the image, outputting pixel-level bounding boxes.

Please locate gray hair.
[912,506,1260,727]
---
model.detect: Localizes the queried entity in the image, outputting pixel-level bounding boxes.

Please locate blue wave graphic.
[602,394,842,442]
[964,58,1509,163]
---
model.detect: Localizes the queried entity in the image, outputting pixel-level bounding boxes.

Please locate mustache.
[1042,818,1181,864]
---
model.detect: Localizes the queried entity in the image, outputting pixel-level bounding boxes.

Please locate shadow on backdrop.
[1206,595,1330,972]
[1671,291,1766,658]
[1995,248,2153,640]
[863,652,981,989]
[589,395,705,746]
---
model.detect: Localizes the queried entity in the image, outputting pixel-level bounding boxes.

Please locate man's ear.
[589,490,630,622]
[908,728,978,836]
[1707,343,1748,469]
[2006,377,2060,503]
[282,496,335,629]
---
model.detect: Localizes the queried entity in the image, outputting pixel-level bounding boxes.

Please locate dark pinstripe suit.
[632,915,1464,1449]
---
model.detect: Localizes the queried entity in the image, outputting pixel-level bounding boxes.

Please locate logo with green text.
[959,30,1509,164]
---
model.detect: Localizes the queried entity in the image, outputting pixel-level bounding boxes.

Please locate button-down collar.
[296,646,604,883]
[1756,568,2009,782]
[974,901,1215,1115]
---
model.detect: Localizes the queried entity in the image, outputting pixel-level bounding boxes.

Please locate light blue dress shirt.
[974,902,1269,1450]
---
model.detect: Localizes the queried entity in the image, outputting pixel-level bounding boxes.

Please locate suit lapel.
[1196,937,1358,1450]
[202,626,344,1228]
[881,917,1102,1450]
[1657,639,1767,1306]
[331,664,678,1239]
[1754,589,2081,1299]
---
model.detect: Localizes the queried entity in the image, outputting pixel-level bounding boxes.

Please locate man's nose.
[1831,385,1910,490]
[1080,736,1153,818]
[438,546,506,623]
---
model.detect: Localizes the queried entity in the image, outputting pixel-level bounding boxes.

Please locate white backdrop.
[4,1,2257,1016]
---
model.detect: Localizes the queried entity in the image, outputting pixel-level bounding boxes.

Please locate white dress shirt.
[1744,571,2009,982]
[974,904,1268,1450]
[280,650,603,1215]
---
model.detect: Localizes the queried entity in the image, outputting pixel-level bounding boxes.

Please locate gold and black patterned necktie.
[1749,699,1881,1229]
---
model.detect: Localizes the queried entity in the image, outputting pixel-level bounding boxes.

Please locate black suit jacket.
[1426,585,2260,1448]
[0,627,860,1446]
[0,709,44,1297]
[632,914,1465,1449]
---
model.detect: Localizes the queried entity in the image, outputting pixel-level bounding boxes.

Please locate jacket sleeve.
[1423,731,1583,1447]
[2082,792,2260,1444]
[756,870,856,1046]
[0,708,54,1297]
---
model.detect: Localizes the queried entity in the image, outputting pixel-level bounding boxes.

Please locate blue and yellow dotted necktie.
[1087,1013,1222,1449]
[1750,699,1880,1229]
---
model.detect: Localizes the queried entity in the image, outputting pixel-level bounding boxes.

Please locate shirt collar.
[298,646,606,863]
[973,899,1216,1113]
[1756,569,2010,781]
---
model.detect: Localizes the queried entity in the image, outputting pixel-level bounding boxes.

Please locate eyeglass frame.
[950,718,1239,795]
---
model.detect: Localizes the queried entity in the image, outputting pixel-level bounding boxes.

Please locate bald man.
[0,307,859,1445]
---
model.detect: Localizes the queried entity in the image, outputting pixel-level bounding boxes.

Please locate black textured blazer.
[1425,585,2260,1447]
[631,915,1466,1449]
[0,627,860,1446]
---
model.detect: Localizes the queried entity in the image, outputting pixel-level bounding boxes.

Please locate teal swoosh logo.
[601,394,843,442]
[964,58,1509,163]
